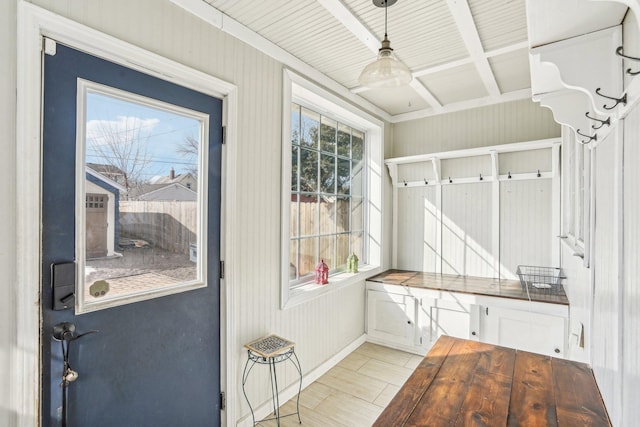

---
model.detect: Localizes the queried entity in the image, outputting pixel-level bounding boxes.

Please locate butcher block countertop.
[367,269,569,306]
[374,336,611,427]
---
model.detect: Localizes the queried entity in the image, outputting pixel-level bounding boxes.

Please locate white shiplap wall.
[24,0,378,423]
[0,1,17,426]
[590,130,623,426]
[396,186,438,272]
[392,98,560,157]
[623,101,640,427]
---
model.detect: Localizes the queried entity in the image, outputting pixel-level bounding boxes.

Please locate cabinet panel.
[483,306,566,357]
[419,298,478,346]
[367,290,416,346]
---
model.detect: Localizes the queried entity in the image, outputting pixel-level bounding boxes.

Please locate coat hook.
[595,88,627,110]
[537,169,541,178]
[615,46,640,76]
[479,173,483,181]
[508,171,512,179]
[403,180,407,186]
[585,112,610,130]
[448,177,452,184]
[424,178,428,185]
[576,129,598,145]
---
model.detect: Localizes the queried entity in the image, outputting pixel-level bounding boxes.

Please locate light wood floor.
[259,342,422,427]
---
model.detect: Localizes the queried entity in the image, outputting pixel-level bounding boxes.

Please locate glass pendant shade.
[358,37,412,88]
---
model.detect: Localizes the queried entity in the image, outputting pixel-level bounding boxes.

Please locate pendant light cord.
[384,0,388,39]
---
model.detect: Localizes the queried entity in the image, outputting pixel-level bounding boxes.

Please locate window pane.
[351,197,364,232]
[337,159,350,195]
[351,158,364,197]
[290,194,299,237]
[291,146,299,192]
[336,233,349,271]
[320,236,336,271]
[336,197,350,233]
[320,116,337,154]
[352,129,364,160]
[320,196,336,235]
[320,154,335,193]
[337,123,350,157]
[299,195,319,237]
[350,232,364,260]
[291,103,301,146]
[301,107,320,148]
[299,237,318,278]
[289,240,298,280]
[300,149,318,192]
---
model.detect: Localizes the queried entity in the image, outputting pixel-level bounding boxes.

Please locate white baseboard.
[236,334,367,427]
[365,334,428,356]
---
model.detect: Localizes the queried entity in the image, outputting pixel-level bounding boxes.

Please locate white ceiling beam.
[485,40,529,58]
[169,0,393,121]
[446,0,501,98]
[315,0,442,109]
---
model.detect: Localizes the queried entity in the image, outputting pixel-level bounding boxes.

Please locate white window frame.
[561,127,591,266]
[280,70,384,309]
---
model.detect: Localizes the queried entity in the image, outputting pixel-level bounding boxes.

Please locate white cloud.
[86,115,160,146]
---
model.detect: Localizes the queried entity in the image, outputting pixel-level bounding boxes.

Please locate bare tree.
[86,116,155,191]
[176,135,199,177]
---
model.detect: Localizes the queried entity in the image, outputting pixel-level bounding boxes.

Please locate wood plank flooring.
[258,343,421,427]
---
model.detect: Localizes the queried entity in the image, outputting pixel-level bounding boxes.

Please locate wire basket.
[516,265,565,295]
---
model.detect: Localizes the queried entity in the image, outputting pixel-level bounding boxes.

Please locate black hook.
[615,46,640,76]
[448,177,452,184]
[403,180,407,186]
[424,178,428,185]
[595,88,627,110]
[585,112,610,130]
[479,173,483,181]
[576,129,598,145]
[507,172,512,179]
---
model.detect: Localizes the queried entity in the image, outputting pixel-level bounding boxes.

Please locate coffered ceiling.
[175,0,534,121]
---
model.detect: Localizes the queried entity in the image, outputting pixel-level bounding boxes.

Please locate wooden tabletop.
[367,269,569,305]
[374,336,610,427]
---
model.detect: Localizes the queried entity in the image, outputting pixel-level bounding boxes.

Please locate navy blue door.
[42,43,222,427]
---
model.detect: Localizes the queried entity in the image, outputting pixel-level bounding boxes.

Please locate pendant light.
[358,0,412,89]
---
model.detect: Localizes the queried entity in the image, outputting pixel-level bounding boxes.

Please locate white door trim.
[15,3,238,425]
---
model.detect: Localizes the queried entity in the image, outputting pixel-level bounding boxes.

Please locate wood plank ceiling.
[202,0,532,121]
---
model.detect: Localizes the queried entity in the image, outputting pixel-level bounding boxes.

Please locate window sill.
[282,264,381,310]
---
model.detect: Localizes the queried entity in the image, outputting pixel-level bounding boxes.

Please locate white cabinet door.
[483,306,566,357]
[367,290,416,347]
[419,298,479,346]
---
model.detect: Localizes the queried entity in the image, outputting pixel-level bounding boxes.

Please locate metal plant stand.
[242,335,302,426]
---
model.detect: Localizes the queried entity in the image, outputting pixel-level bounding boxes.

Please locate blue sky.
[85,91,201,181]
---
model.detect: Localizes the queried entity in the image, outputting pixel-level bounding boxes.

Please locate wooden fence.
[119,201,197,255]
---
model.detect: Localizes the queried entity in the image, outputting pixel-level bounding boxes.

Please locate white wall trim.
[15,3,238,426]
[236,334,367,427]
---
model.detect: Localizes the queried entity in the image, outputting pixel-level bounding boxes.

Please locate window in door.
[78,80,210,312]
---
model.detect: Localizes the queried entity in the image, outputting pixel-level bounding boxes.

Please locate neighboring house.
[130,182,197,201]
[86,162,127,186]
[149,168,197,192]
[85,166,127,258]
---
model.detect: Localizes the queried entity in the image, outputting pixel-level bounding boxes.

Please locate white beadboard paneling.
[397,162,435,183]
[499,179,552,279]
[591,131,622,426]
[26,0,371,423]
[392,99,561,157]
[441,155,492,180]
[0,1,16,426]
[623,106,640,427]
[623,9,640,91]
[488,48,531,93]
[499,148,551,174]
[419,63,489,106]
[397,187,438,272]
[441,182,494,277]
[468,0,528,51]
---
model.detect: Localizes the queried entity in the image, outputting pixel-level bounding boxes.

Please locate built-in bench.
[374,335,611,426]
